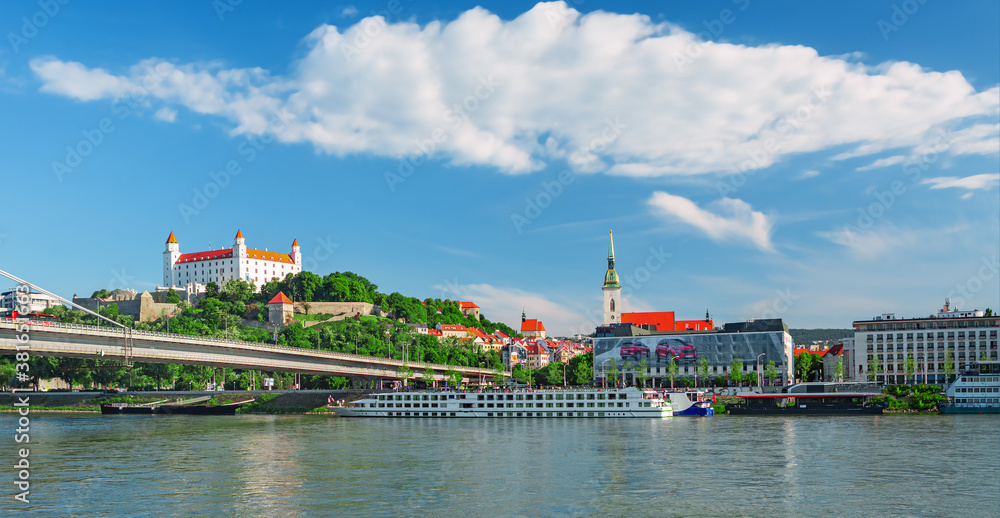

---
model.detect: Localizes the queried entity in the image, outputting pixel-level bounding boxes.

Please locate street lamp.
[756,353,765,389]
[601,358,610,389]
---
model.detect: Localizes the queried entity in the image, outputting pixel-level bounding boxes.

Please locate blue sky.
[1,1,997,336]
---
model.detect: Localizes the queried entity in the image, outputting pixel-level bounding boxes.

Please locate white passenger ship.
[329,387,673,418]
[940,360,1000,414]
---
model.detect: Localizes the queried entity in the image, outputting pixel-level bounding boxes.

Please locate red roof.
[166,231,178,244]
[292,239,299,247]
[177,248,234,263]
[457,301,479,309]
[494,330,510,338]
[439,324,468,332]
[428,329,443,336]
[268,292,292,304]
[235,229,244,239]
[521,319,545,332]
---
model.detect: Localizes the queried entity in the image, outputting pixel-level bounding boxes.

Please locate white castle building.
[162,230,301,292]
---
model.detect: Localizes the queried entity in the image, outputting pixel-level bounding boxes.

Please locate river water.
[2,413,997,517]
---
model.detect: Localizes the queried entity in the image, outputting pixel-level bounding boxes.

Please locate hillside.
[789,328,853,345]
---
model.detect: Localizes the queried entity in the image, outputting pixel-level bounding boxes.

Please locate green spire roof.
[603,230,620,288]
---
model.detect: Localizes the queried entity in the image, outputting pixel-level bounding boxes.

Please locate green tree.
[606,358,620,387]
[943,351,955,383]
[903,354,917,385]
[833,356,845,382]
[568,352,593,385]
[764,360,780,386]
[446,364,461,387]
[492,364,507,385]
[205,282,220,298]
[635,358,649,387]
[397,363,413,387]
[666,358,679,390]
[697,357,710,388]
[867,355,883,382]
[729,358,745,386]
[795,352,817,382]
[91,289,112,299]
[422,365,436,387]
[164,288,181,304]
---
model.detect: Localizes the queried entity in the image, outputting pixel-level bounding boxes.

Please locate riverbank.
[0,389,365,414]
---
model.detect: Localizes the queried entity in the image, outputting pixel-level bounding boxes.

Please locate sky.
[0,1,997,337]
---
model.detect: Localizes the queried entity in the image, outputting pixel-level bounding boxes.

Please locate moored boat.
[328,386,672,418]
[100,399,253,415]
[726,382,885,415]
[663,390,715,417]
[939,360,1000,414]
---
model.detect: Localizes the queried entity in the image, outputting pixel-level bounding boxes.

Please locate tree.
[764,360,780,386]
[397,363,413,387]
[165,288,181,304]
[943,351,955,383]
[422,365,436,387]
[903,354,917,385]
[795,352,817,382]
[91,289,112,299]
[492,364,507,385]
[205,282,220,298]
[833,356,845,382]
[606,358,620,387]
[729,358,745,386]
[697,357,710,388]
[568,352,593,385]
[446,364,461,387]
[867,356,883,383]
[666,358,679,390]
[635,358,649,387]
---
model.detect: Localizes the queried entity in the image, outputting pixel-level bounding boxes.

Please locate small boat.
[328,387,673,418]
[663,390,715,417]
[939,360,1000,414]
[726,382,885,415]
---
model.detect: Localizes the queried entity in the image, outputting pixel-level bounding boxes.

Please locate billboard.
[593,330,793,383]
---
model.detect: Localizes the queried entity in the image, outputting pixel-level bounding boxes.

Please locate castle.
[162,230,301,292]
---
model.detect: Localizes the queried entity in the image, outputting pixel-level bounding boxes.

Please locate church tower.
[602,230,622,325]
[163,231,180,287]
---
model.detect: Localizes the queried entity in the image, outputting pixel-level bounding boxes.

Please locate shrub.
[885,385,911,398]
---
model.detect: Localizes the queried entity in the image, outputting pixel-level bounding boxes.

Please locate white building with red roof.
[162,230,301,292]
[456,300,480,318]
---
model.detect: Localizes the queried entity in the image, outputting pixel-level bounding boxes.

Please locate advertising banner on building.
[593,330,792,382]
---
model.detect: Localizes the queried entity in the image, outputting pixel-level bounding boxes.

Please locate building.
[621,310,714,332]
[2,290,64,314]
[592,319,794,386]
[525,341,551,369]
[852,299,999,384]
[456,301,480,319]
[437,323,469,338]
[602,230,622,325]
[520,310,546,339]
[162,230,301,292]
[268,292,294,325]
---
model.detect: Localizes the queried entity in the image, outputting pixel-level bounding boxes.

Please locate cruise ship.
[328,387,673,418]
[940,360,1000,414]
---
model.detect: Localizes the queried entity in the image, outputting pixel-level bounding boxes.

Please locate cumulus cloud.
[154,106,177,122]
[648,191,775,252]
[29,2,1000,176]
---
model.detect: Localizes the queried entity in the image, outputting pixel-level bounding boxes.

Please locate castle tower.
[602,230,622,325]
[163,232,180,287]
[290,238,301,266]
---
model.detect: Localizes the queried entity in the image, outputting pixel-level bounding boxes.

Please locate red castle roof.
[268,292,292,304]
[166,232,178,244]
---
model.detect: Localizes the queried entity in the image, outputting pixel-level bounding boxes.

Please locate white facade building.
[162,230,301,292]
[853,299,1000,384]
[1,290,64,314]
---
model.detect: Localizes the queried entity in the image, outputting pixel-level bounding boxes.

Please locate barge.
[726,382,885,415]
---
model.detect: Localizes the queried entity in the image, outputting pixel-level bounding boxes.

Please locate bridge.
[0,269,499,384]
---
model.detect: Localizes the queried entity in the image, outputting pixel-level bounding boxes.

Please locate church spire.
[603,230,620,288]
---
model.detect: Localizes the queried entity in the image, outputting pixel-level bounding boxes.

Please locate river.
[2,413,997,517]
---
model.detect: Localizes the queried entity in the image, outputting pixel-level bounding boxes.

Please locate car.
[656,338,698,362]
[619,342,650,360]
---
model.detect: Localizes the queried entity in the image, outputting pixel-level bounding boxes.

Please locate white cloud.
[340,5,358,18]
[154,106,177,122]
[856,155,907,171]
[431,282,595,337]
[920,173,1000,193]
[648,191,775,252]
[29,2,1000,176]
[798,169,821,179]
